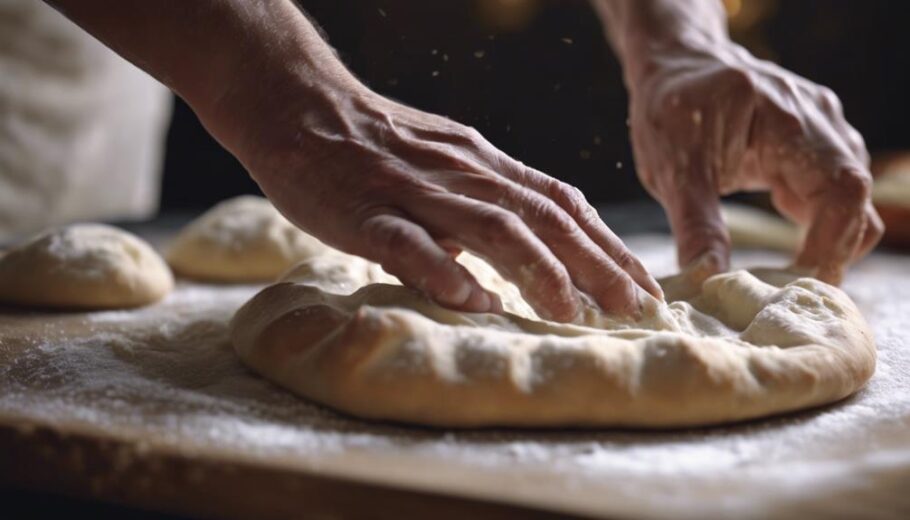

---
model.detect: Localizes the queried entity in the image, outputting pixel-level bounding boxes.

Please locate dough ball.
[166,196,328,283]
[871,153,910,249]
[0,224,174,309]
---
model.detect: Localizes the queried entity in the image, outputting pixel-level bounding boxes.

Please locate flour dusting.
[0,236,908,519]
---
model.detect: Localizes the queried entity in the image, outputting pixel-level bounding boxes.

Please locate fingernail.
[631,286,654,321]
[441,279,473,308]
[645,275,664,301]
[474,291,491,312]
[464,289,502,314]
[688,250,727,282]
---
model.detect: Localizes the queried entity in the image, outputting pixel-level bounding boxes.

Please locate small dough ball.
[871,153,910,249]
[166,196,328,283]
[0,224,174,309]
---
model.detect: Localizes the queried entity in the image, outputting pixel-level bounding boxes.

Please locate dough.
[871,157,910,248]
[166,196,328,282]
[722,203,802,252]
[231,246,875,428]
[0,224,173,309]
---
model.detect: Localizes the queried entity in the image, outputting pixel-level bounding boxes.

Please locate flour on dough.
[0,224,173,309]
[231,241,875,428]
[166,196,328,283]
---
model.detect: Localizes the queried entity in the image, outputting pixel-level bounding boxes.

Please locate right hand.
[212,80,661,322]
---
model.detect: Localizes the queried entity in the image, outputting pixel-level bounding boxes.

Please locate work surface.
[1,234,908,519]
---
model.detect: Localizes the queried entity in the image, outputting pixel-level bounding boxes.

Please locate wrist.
[207,64,370,172]
[166,0,368,163]
[188,33,369,170]
[596,0,732,87]
[622,33,734,89]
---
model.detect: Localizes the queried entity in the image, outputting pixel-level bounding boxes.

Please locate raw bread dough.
[871,160,910,248]
[0,224,173,309]
[231,245,875,428]
[722,203,802,253]
[166,196,328,283]
[873,161,910,208]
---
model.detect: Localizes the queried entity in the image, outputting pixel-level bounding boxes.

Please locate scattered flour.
[0,236,908,519]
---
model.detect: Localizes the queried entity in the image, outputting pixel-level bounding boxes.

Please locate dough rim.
[231,262,875,429]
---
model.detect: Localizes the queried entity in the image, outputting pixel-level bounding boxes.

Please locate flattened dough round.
[231,249,875,428]
[0,224,173,309]
[167,196,328,282]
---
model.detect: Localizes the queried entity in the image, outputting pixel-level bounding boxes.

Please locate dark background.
[160,0,910,211]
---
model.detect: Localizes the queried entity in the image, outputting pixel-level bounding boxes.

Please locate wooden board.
[1,235,909,519]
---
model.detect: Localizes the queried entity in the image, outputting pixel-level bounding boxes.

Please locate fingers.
[356,212,502,313]
[762,96,879,282]
[659,152,731,275]
[404,192,585,322]
[794,167,871,284]
[439,172,648,315]
[490,156,663,299]
[543,178,664,300]
[856,203,884,260]
[768,170,880,273]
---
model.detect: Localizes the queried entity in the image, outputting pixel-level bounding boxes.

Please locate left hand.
[626,42,883,284]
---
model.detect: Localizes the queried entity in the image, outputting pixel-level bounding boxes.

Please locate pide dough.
[0,224,173,309]
[166,196,328,283]
[231,244,875,428]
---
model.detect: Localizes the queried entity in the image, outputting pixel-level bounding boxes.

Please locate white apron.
[0,0,172,240]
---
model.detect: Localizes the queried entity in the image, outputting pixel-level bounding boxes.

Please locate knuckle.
[833,168,872,202]
[528,261,575,308]
[363,216,415,255]
[460,126,486,147]
[548,180,587,213]
[817,86,843,113]
[480,209,526,243]
[612,248,640,272]
[531,198,576,236]
[720,66,754,93]
[847,127,869,158]
[771,75,800,98]
[597,270,637,302]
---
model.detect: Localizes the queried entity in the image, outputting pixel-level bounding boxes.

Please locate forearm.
[45,0,361,150]
[591,0,729,85]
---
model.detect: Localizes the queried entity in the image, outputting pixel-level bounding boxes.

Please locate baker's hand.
[216,79,661,322]
[627,42,882,284]
[45,0,662,320]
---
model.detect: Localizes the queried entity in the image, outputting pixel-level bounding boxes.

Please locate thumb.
[662,170,731,276]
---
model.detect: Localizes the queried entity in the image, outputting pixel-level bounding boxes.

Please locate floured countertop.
[1,234,908,519]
